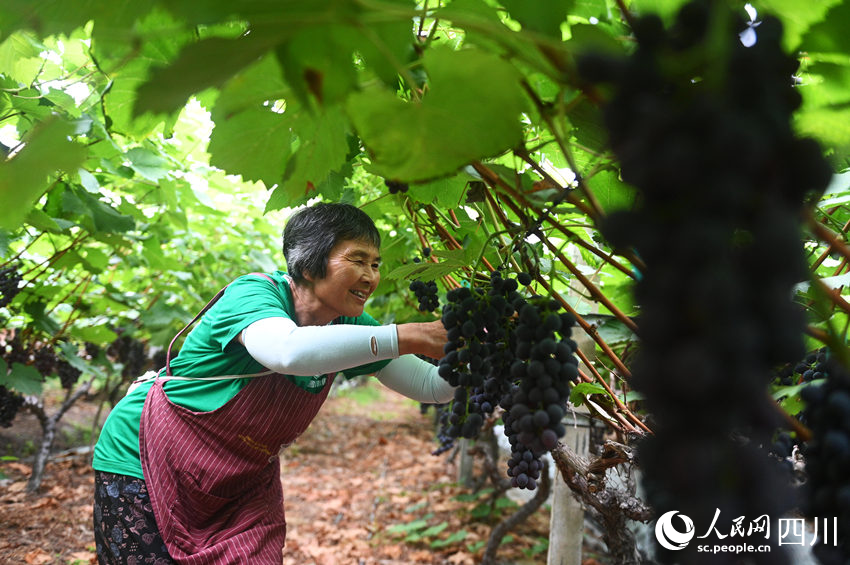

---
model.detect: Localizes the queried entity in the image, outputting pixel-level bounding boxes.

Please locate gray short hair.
[282,203,381,283]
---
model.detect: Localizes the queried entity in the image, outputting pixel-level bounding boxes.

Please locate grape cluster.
[433,271,579,489]
[775,347,830,386]
[0,264,23,308]
[0,385,23,427]
[409,280,440,312]
[384,179,409,194]
[578,0,832,560]
[2,334,29,366]
[801,356,850,564]
[107,334,149,377]
[33,347,57,376]
[56,359,82,390]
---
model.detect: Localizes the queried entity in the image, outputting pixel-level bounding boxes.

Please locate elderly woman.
[92,203,453,564]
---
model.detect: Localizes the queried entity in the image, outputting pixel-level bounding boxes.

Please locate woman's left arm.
[374,355,455,404]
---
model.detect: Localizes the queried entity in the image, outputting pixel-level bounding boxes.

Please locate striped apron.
[138,275,333,563]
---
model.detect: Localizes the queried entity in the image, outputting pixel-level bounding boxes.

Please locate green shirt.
[92,271,390,479]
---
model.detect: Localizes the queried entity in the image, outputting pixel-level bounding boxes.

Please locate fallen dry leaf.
[24,549,53,564]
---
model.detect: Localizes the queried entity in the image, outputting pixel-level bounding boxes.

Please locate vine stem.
[45,273,92,317]
[573,367,636,433]
[475,181,635,395]
[811,211,849,270]
[480,460,552,565]
[540,236,638,334]
[574,347,651,434]
[814,277,850,316]
[21,231,90,281]
[0,231,44,269]
[423,205,496,272]
[47,275,92,347]
[807,209,850,265]
[542,216,638,277]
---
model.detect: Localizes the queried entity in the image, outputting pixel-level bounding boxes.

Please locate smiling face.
[301,238,381,322]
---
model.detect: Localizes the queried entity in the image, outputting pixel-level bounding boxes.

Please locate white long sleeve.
[375,355,455,404]
[241,316,399,376]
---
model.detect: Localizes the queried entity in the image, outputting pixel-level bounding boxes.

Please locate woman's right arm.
[239,318,447,376]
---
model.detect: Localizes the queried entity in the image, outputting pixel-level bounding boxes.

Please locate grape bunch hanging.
[0,264,23,308]
[0,385,24,428]
[415,270,579,490]
[578,0,833,561]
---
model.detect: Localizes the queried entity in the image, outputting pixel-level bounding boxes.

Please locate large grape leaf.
[0,360,43,396]
[265,107,349,211]
[754,0,843,51]
[346,46,526,182]
[0,117,87,230]
[134,35,278,117]
[213,54,288,119]
[501,0,573,38]
[208,106,293,188]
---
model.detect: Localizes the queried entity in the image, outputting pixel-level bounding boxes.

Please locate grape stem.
[807,209,850,266]
[574,347,651,434]
[540,236,638,334]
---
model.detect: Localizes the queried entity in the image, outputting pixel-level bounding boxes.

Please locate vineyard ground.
[0,380,608,564]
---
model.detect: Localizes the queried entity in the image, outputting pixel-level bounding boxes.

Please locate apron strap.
[165,273,277,377]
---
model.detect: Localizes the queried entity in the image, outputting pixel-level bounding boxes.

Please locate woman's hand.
[396,320,447,361]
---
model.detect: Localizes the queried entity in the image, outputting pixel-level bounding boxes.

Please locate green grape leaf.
[265,107,349,210]
[276,25,359,107]
[757,0,843,51]
[569,381,607,406]
[0,117,87,230]
[1,362,43,396]
[208,106,293,188]
[134,35,276,117]
[23,300,61,335]
[76,189,136,233]
[213,54,288,119]
[347,46,525,181]
[126,147,171,182]
[501,0,573,38]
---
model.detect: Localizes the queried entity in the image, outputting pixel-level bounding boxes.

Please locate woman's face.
[307,238,381,319]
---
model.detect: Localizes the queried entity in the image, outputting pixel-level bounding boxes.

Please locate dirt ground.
[0,381,598,565]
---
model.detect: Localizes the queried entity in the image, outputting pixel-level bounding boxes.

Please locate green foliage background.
[0,0,848,419]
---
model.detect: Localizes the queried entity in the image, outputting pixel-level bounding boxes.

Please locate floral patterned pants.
[93,470,174,564]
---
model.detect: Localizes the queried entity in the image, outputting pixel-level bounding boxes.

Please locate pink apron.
[139,276,333,564]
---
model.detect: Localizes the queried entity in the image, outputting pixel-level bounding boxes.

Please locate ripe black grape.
[409,279,440,312]
[0,385,23,427]
[56,359,82,390]
[384,179,409,194]
[0,264,23,308]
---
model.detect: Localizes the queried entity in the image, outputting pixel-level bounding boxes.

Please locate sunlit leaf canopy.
[0,0,848,411]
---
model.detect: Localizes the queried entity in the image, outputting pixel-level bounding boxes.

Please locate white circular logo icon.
[655,510,695,551]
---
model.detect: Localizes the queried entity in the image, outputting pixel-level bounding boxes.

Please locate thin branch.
[807,209,850,265]
[536,276,632,380]
[540,236,638,334]
[574,347,651,434]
